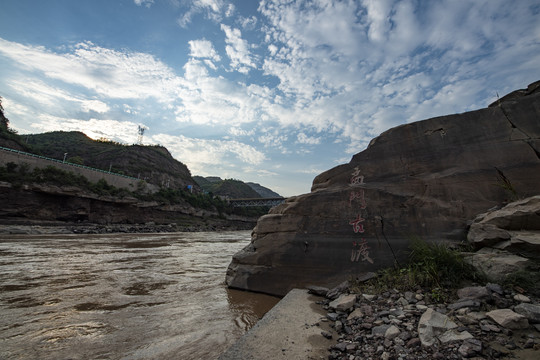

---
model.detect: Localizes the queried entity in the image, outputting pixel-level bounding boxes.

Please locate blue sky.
[1,0,539,196]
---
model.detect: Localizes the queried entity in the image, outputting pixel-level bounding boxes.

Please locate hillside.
[194,176,281,198]
[21,131,195,190]
[246,182,281,198]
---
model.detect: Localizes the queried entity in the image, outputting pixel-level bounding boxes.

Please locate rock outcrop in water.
[226,81,540,297]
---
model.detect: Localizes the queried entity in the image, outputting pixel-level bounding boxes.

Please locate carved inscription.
[348,167,372,263]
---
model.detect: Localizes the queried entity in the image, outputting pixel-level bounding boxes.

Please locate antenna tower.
[137,125,146,145]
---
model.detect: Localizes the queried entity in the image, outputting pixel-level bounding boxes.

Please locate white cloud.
[188,39,221,62]
[80,99,109,113]
[134,0,154,8]
[258,0,540,143]
[29,115,142,144]
[221,24,255,73]
[149,133,266,176]
[229,126,254,137]
[7,78,110,114]
[297,132,320,145]
[177,0,227,27]
[0,39,184,102]
[239,15,257,30]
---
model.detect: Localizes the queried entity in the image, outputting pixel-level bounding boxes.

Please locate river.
[0,231,280,360]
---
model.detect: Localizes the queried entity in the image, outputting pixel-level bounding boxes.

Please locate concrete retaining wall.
[0,146,151,192]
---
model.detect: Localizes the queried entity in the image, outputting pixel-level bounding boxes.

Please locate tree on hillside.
[0,96,9,130]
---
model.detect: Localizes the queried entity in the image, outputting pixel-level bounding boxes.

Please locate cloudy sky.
[1,0,539,196]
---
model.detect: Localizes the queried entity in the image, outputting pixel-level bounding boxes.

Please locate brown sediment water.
[0,231,279,360]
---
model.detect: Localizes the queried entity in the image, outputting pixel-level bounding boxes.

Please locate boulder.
[467,195,540,259]
[514,303,540,323]
[418,308,458,346]
[329,294,356,312]
[226,82,540,296]
[486,309,529,329]
[463,248,530,282]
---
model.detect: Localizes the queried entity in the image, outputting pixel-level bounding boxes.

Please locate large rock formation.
[226,81,540,296]
[465,195,540,282]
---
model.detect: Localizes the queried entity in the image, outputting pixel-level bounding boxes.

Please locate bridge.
[228,197,286,207]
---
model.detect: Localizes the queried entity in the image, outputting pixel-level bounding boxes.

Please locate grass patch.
[353,237,485,301]
[502,266,540,297]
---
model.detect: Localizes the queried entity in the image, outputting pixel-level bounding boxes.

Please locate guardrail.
[228,197,286,207]
[0,146,139,181]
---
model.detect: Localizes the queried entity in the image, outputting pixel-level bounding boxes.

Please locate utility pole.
[137,125,146,145]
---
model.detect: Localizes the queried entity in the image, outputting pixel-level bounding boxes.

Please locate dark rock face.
[226,83,540,297]
[0,182,257,231]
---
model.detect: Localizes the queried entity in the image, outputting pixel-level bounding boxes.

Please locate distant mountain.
[194,176,281,199]
[246,182,281,198]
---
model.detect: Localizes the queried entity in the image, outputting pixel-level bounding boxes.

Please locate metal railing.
[228,197,286,207]
[0,146,139,181]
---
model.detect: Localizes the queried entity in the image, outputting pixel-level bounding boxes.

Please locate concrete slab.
[219,288,335,360]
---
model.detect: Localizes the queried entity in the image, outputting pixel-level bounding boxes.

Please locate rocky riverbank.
[0,219,257,235]
[308,281,540,359]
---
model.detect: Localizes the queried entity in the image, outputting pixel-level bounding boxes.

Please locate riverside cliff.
[226,81,540,297]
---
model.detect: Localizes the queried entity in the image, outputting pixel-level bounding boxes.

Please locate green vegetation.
[194,176,262,198]
[11,131,194,187]
[353,238,485,301]
[0,101,274,218]
[0,162,270,217]
[0,162,132,197]
[0,97,31,151]
[495,167,518,200]
[502,266,540,297]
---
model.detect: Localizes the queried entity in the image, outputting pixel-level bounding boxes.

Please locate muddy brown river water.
[0,231,279,360]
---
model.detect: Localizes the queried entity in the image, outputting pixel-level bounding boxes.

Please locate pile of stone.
[308,281,540,359]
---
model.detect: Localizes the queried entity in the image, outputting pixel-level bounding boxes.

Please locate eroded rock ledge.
[226,81,540,297]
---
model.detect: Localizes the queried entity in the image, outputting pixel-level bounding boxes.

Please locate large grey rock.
[418,308,458,346]
[226,82,540,296]
[464,248,530,282]
[468,196,540,259]
[486,309,529,329]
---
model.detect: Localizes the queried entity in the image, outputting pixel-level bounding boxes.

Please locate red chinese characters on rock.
[349,190,367,208]
[349,214,365,233]
[348,167,373,263]
[351,239,374,264]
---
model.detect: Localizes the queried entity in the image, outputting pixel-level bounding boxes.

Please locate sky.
[1,1,539,197]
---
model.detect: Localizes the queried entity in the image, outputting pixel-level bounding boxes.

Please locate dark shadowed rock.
[326,281,350,300]
[307,285,329,297]
[457,286,491,301]
[226,82,540,296]
[514,303,540,323]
